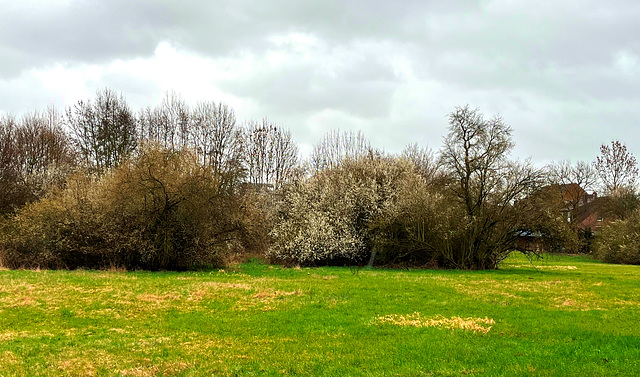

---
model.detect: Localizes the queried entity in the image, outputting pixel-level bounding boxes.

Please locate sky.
[1,0,639,165]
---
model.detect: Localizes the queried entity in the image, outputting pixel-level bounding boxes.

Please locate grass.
[0,253,639,376]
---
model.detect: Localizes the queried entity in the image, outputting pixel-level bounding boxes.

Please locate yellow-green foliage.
[0,145,250,270]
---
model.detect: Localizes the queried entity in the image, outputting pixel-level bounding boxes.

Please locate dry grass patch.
[375,312,495,334]
[186,281,253,303]
[136,293,181,304]
[57,358,97,377]
[460,277,640,310]
[120,362,192,377]
[0,330,55,342]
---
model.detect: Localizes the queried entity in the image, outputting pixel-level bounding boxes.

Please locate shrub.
[593,210,640,265]
[0,145,249,270]
[269,156,434,266]
[371,176,464,267]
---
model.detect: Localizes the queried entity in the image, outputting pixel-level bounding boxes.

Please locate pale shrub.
[269,156,429,265]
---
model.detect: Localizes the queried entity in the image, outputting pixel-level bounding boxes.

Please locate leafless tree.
[190,101,244,186]
[547,160,597,193]
[310,129,372,172]
[137,92,191,150]
[66,88,137,174]
[0,109,75,213]
[244,119,300,189]
[595,140,639,195]
[0,115,20,213]
[18,108,73,177]
[439,105,544,269]
[545,159,598,214]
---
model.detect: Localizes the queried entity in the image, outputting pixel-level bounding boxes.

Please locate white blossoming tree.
[269,156,420,265]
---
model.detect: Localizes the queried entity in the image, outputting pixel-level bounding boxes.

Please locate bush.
[371,176,463,267]
[269,156,437,266]
[0,145,250,270]
[593,210,640,265]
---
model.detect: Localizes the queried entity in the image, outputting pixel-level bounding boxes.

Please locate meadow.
[0,253,639,376]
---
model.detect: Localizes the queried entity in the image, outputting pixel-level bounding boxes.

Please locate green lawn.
[1,253,639,376]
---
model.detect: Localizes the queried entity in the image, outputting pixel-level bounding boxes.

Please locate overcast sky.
[1,0,639,165]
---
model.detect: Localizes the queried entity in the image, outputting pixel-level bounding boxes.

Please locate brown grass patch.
[0,330,55,342]
[0,351,19,365]
[187,282,253,303]
[251,289,302,300]
[58,358,96,376]
[202,282,252,290]
[453,277,637,310]
[120,362,192,377]
[6,295,37,307]
[136,293,181,304]
[375,312,495,334]
[120,366,159,377]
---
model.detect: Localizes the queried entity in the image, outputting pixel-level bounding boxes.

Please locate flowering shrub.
[269,157,427,265]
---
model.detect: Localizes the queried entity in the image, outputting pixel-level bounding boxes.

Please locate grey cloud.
[0,0,480,77]
[221,42,399,119]
[0,0,173,76]
[2,0,640,165]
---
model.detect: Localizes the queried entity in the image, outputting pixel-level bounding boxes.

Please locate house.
[516,183,612,253]
[573,196,613,233]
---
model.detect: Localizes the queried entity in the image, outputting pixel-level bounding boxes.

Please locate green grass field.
[1,253,639,376]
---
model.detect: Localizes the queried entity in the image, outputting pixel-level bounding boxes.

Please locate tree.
[547,160,597,196]
[138,91,191,149]
[593,208,640,265]
[309,130,372,172]
[545,159,598,219]
[595,140,639,195]
[439,105,544,269]
[66,88,137,174]
[244,119,300,189]
[0,109,75,213]
[190,101,244,188]
[15,108,75,197]
[0,115,21,213]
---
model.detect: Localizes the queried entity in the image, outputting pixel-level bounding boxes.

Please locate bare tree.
[0,115,20,213]
[439,105,544,269]
[66,88,137,174]
[310,129,372,172]
[595,140,639,195]
[137,91,191,149]
[190,101,244,186]
[545,159,598,216]
[18,108,73,177]
[244,119,300,189]
[0,109,75,213]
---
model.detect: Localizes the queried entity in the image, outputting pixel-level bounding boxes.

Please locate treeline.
[0,89,639,270]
